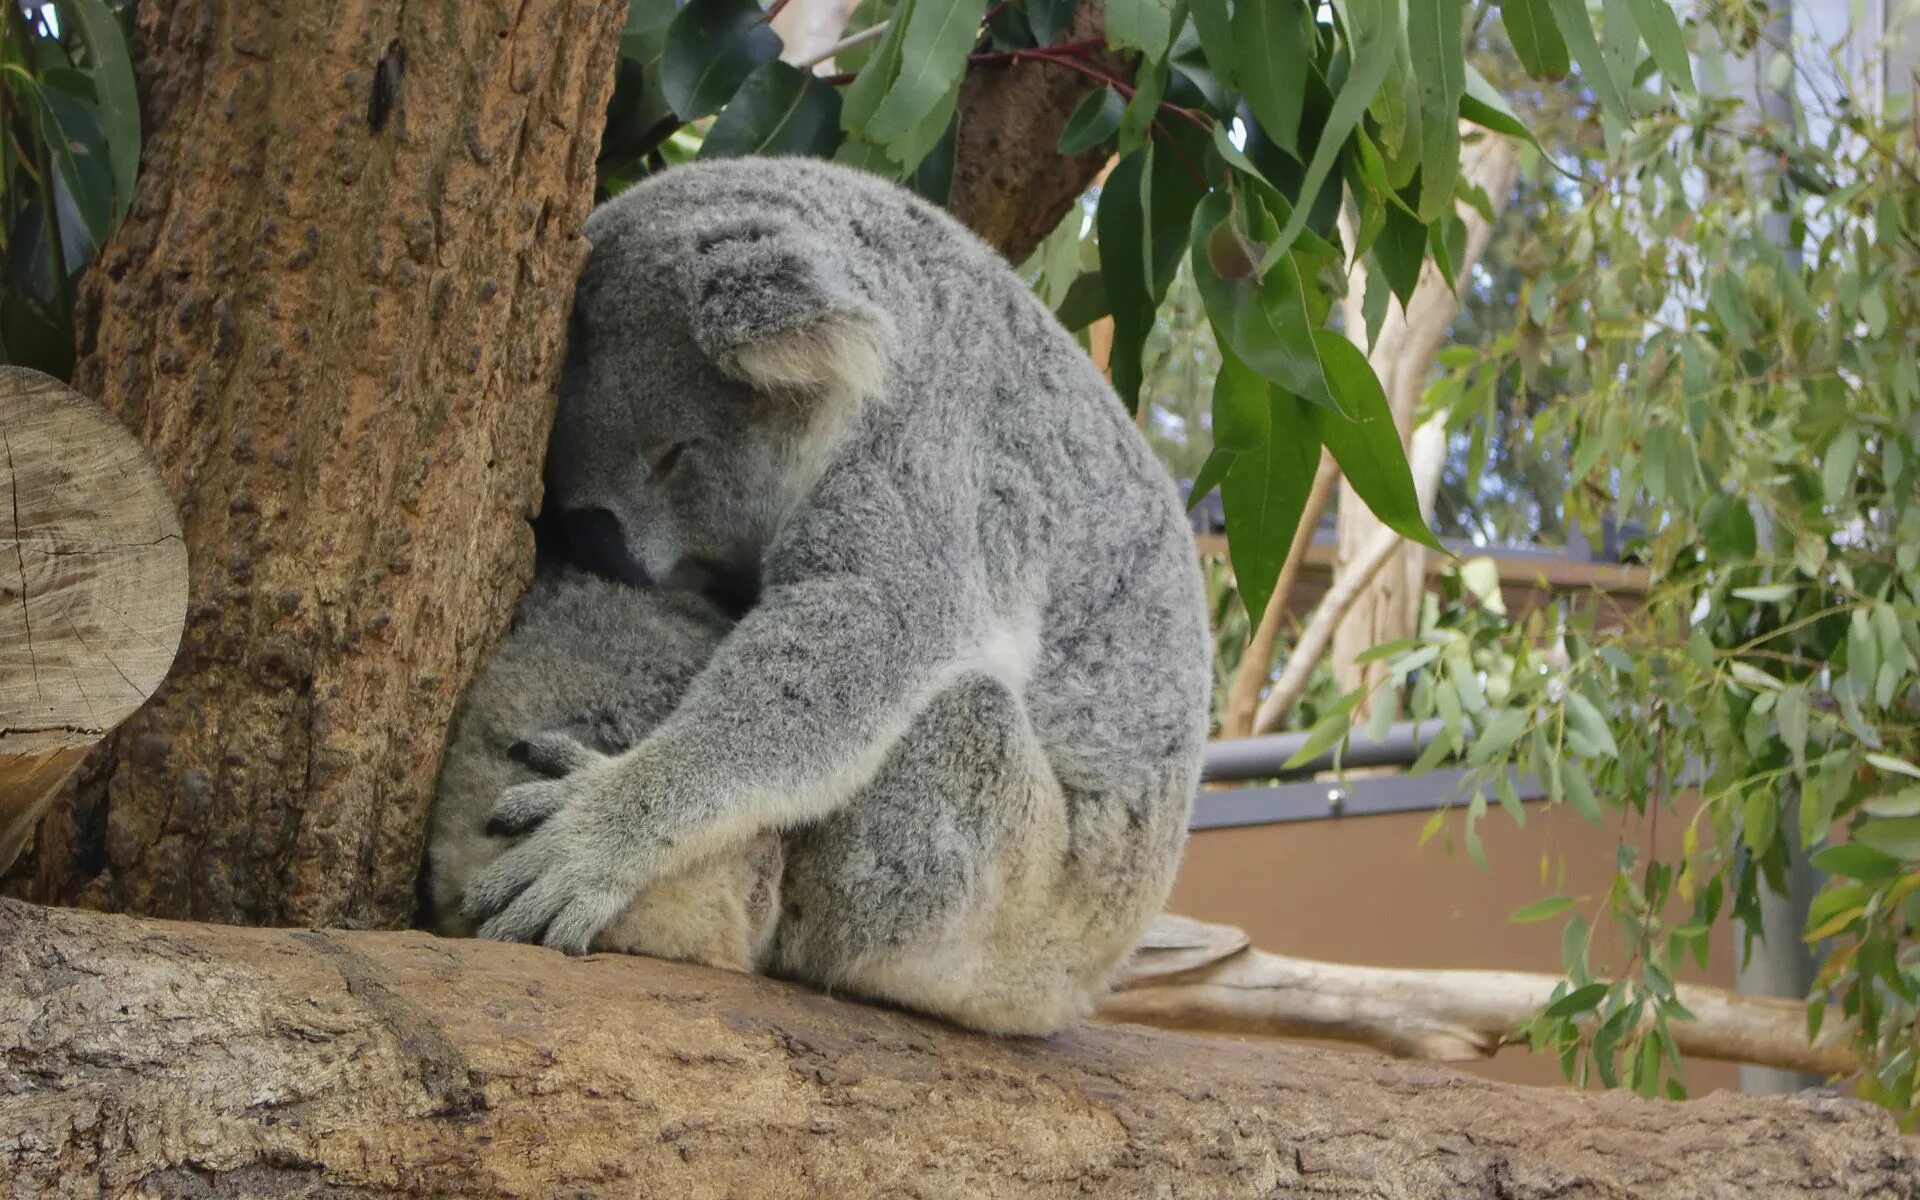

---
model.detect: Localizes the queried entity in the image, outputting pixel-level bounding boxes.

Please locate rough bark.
[3,900,1912,1200]
[3,2,624,928]
[1325,132,1522,723]
[0,368,187,876]
[949,1,1129,264]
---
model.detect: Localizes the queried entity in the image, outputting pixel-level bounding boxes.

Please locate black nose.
[544,507,651,586]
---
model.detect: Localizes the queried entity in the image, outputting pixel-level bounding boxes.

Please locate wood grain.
[0,367,185,873]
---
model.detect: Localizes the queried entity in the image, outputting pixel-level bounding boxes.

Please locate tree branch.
[4,899,1907,1198]
[1101,915,1858,1078]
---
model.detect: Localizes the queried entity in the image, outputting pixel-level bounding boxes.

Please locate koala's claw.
[507,731,605,779]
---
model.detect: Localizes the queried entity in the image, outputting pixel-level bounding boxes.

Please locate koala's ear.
[682,215,893,400]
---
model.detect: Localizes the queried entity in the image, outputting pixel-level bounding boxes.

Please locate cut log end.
[0,367,187,871]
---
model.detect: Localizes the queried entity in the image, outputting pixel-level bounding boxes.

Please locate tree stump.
[0,367,186,875]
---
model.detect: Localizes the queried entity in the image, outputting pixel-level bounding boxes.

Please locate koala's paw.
[463,763,661,954]
[489,732,609,836]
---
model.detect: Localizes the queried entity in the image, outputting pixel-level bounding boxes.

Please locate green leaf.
[56,0,139,227]
[1857,815,1920,864]
[1054,269,1110,330]
[1221,392,1324,627]
[660,0,785,121]
[1233,0,1310,157]
[1186,447,1237,509]
[1189,0,1237,86]
[1513,895,1577,923]
[1058,87,1126,155]
[1108,0,1179,56]
[1545,982,1609,1018]
[31,69,113,249]
[1731,584,1795,603]
[841,1,913,130]
[1469,708,1528,764]
[1741,791,1778,857]
[1311,333,1444,550]
[1371,199,1427,307]
[1622,0,1693,90]
[1811,843,1903,883]
[1868,753,1920,780]
[1354,636,1422,666]
[1116,50,1170,156]
[1408,0,1465,222]
[1822,426,1860,504]
[701,62,844,159]
[1502,0,1570,77]
[1284,691,1366,769]
[1190,194,1337,410]
[1098,152,1153,409]
[865,0,989,144]
[1541,0,1632,124]
[1029,0,1082,43]
[1263,0,1403,267]
[1563,691,1620,758]
[1560,758,1602,822]
[1213,344,1273,451]
[1459,64,1543,150]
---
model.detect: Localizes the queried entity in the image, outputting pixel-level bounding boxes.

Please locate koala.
[427,564,780,972]
[462,156,1213,1035]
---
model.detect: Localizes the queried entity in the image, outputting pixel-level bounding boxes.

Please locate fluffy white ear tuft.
[717,311,892,400]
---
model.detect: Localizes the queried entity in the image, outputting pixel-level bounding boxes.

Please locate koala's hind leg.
[773,674,1139,1035]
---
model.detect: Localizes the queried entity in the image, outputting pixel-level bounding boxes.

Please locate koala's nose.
[551,507,651,586]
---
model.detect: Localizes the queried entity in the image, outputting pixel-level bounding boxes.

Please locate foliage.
[1315,9,1920,1108]
[0,0,137,379]
[3,0,1701,635]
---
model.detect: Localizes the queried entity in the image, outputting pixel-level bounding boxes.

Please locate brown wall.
[1166,798,1744,1095]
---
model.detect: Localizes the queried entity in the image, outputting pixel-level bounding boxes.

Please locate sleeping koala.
[427,564,779,972]
[463,157,1212,1035]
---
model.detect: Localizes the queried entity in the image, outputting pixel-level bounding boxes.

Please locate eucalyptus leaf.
[660,0,784,121]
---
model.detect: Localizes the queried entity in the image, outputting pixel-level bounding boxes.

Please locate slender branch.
[1102,914,1859,1078]
[795,19,888,71]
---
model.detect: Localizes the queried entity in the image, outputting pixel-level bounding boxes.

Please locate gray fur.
[460,157,1212,1035]
[427,566,780,972]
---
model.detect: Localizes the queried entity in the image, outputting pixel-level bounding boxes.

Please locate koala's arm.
[464,568,976,949]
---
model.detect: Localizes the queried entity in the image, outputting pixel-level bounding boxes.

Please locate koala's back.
[592,159,1213,1026]
[426,567,731,935]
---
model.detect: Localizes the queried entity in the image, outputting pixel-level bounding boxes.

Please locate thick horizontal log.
[2,899,1912,1199]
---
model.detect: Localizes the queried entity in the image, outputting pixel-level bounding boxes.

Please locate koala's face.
[544,236,794,592]
[543,171,893,593]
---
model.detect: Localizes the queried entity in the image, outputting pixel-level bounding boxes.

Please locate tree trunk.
[949,0,1129,264]
[1326,133,1521,723]
[4,900,1911,1200]
[1,1,624,928]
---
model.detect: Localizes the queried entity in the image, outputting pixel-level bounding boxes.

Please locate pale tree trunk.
[1325,132,1522,724]
[1,1,624,927]
[772,0,860,70]
[6,899,1912,1199]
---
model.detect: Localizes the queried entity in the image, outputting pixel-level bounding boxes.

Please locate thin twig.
[796,20,889,72]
